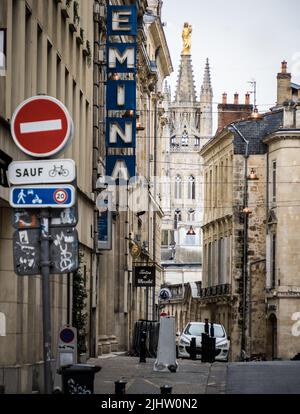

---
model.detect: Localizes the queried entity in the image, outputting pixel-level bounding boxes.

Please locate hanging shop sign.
[134,266,156,288]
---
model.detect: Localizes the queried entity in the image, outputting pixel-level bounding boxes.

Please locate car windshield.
[184,323,225,338]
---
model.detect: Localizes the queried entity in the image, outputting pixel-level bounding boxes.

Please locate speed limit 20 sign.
[54,189,68,204]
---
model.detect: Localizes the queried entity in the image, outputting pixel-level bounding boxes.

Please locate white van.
[177,322,230,361]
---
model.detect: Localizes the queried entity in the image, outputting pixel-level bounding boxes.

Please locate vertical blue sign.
[107,5,137,36]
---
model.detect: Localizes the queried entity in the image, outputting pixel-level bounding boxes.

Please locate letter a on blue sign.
[107,5,137,36]
[106,156,136,180]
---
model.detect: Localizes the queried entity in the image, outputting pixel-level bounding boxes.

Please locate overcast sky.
[162,0,300,132]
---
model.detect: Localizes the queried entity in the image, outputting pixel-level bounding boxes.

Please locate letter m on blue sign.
[107,5,137,36]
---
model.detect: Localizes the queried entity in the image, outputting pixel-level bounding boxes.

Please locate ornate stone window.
[181,130,189,146]
[188,175,195,199]
[188,208,195,222]
[174,209,182,230]
[175,175,182,199]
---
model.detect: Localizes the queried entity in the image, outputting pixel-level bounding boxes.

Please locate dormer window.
[181,131,189,146]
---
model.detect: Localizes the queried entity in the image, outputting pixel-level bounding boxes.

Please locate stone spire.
[200,58,213,138]
[201,58,212,95]
[174,55,197,103]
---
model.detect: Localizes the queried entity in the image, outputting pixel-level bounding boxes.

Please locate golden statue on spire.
[182,22,192,55]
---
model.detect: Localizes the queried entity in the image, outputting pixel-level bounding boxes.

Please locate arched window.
[188,175,195,199]
[174,209,182,230]
[175,175,182,199]
[188,209,195,222]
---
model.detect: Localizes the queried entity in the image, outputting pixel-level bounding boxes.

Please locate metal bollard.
[201,333,208,363]
[161,385,172,394]
[115,379,127,395]
[210,322,214,338]
[190,337,197,360]
[139,329,147,363]
[204,319,209,335]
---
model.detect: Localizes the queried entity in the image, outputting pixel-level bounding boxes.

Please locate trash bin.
[58,364,101,394]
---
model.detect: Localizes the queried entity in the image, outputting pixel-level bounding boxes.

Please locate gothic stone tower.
[161,23,213,289]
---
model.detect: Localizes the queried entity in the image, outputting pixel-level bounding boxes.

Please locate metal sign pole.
[40,209,53,394]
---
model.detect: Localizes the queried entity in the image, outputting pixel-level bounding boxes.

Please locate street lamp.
[186,226,196,236]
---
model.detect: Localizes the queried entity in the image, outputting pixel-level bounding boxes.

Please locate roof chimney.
[281,60,288,74]
[217,92,253,132]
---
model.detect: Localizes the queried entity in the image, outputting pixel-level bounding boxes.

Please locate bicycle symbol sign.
[49,165,69,178]
[8,159,76,185]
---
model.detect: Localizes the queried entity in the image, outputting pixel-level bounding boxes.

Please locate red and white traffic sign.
[54,189,68,204]
[11,96,73,158]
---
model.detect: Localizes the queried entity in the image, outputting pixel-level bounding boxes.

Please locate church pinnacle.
[201,58,212,94]
[174,23,197,103]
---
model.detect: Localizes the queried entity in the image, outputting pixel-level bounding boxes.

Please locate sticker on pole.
[10,185,76,209]
[11,96,74,158]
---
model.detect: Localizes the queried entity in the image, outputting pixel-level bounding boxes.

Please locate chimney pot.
[281,60,288,74]
[234,93,239,105]
[245,93,250,105]
[222,93,227,105]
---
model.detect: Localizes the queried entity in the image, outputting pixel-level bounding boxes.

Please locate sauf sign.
[106,4,137,178]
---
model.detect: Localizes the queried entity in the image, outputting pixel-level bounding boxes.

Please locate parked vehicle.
[177,322,230,361]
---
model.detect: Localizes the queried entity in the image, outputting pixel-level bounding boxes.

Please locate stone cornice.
[263,129,300,144]
[199,129,233,157]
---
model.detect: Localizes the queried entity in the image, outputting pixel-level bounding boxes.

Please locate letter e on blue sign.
[107,5,137,36]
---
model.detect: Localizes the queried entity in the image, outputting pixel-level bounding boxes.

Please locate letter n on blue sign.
[106,80,136,110]
[106,118,136,148]
[107,5,137,36]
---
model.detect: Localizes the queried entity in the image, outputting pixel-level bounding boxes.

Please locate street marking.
[20,119,62,134]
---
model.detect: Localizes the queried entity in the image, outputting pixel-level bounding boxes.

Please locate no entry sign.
[11,96,73,158]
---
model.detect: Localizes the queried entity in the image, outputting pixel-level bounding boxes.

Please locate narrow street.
[90,355,300,395]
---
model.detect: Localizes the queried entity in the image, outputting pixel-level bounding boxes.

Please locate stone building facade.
[0,0,172,393]
[0,0,95,393]
[199,61,300,361]
[96,0,173,356]
[263,100,300,360]
[161,31,213,288]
